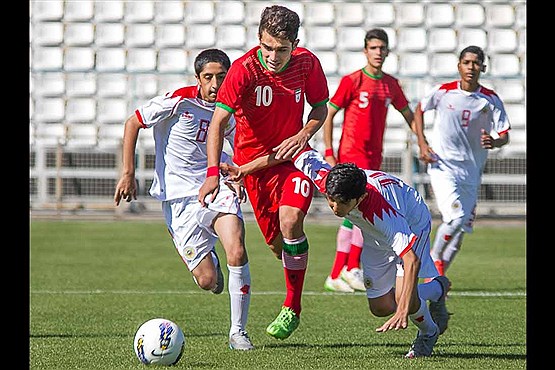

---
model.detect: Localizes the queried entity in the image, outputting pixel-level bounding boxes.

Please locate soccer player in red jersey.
[198,5,329,340]
[322,29,415,293]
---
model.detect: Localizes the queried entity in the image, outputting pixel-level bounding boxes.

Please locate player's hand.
[219,162,245,182]
[480,129,494,149]
[375,311,409,333]
[418,145,438,164]
[273,132,309,160]
[114,175,137,206]
[224,179,246,203]
[198,176,220,207]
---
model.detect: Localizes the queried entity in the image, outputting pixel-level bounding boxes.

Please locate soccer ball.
[133,318,185,366]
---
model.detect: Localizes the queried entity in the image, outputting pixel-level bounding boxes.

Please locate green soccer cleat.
[266,306,300,340]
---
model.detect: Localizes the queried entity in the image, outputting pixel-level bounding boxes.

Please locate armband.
[324,148,334,157]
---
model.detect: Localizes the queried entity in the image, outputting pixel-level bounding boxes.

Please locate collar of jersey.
[362,67,383,80]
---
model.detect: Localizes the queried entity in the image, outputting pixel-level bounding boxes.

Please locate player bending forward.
[221,148,450,358]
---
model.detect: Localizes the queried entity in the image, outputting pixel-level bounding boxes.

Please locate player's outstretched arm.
[376,249,421,333]
[273,104,327,160]
[220,147,331,195]
[219,153,285,182]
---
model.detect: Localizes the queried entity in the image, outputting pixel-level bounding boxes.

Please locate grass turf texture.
[30,220,526,369]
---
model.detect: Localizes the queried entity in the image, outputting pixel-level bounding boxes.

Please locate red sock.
[434,260,445,276]
[346,244,362,271]
[283,267,306,316]
[330,251,348,279]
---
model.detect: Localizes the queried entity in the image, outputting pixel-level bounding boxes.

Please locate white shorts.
[162,185,243,271]
[360,221,437,299]
[428,167,478,233]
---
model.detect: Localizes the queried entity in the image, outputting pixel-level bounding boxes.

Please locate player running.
[114,49,254,351]
[411,45,511,290]
[198,5,329,340]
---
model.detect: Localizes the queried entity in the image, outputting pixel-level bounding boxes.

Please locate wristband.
[206,166,219,177]
[324,148,334,157]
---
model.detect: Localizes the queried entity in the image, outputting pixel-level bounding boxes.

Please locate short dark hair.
[364,28,389,49]
[194,49,231,76]
[325,163,367,203]
[258,5,300,43]
[459,45,485,64]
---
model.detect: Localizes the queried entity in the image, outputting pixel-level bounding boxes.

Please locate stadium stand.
[30,0,526,217]
[155,1,185,23]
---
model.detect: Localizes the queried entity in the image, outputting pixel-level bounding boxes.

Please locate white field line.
[30,290,526,297]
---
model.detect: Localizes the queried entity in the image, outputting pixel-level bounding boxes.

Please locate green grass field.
[30,219,526,369]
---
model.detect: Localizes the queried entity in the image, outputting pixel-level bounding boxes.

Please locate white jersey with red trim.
[419,80,511,182]
[136,86,236,201]
[293,149,432,260]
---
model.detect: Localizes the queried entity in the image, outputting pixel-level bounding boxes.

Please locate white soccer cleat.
[229,330,254,350]
[340,267,366,291]
[324,275,354,293]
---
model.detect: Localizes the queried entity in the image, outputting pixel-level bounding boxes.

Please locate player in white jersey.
[411,45,510,283]
[114,49,254,351]
[219,148,451,358]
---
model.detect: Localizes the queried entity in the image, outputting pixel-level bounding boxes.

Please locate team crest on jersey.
[451,199,462,210]
[183,246,197,260]
[181,111,194,120]
[295,88,302,103]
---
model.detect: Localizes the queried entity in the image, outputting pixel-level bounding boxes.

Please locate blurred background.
[29,0,526,220]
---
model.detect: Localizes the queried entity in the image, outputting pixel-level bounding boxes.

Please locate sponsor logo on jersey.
[181,110,194,120]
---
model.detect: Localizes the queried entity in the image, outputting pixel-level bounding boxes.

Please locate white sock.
[418,279,443,302]
[409,297,438,336]
[227,263,251,336]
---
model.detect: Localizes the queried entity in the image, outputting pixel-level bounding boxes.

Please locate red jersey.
[216,46,329,166]
[330,68,410,170]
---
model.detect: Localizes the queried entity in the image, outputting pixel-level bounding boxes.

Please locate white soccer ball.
[133,318,185,366]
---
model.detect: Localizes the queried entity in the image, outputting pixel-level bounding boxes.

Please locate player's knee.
[194,274,215,291]
[368,302,395,317]
[225,245,248,266]
[279,209,304,234]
